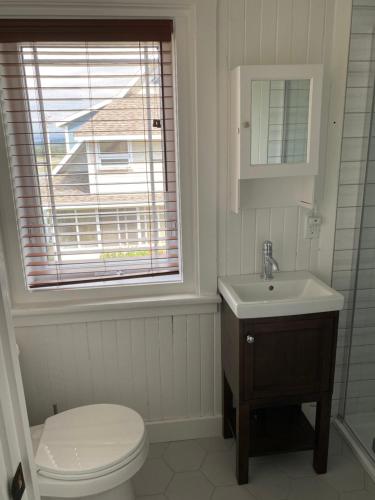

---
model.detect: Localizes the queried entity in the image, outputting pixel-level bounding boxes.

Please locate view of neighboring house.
[41,79,176,264]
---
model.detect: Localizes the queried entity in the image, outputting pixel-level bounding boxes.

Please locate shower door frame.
[336,11,375,482]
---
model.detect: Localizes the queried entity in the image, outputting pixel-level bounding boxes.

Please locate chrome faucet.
[261,240,279,281]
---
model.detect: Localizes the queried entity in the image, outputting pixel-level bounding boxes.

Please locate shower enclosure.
[335,0,375,479]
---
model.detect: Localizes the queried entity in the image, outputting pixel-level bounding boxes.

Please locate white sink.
[218,271,344,319]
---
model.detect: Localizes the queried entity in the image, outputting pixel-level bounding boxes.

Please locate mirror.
[250,79,310,165]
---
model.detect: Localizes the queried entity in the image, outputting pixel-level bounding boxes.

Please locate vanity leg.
[313,393,331,474]
[222,372,233,439]
[236,402,250,484]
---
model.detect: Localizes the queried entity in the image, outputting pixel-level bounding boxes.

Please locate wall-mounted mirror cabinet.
[229,64,323,212]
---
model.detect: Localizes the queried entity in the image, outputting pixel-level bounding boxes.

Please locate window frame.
[1,24,182,290]
[0,2,217,308]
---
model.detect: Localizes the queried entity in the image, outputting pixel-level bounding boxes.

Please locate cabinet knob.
[246,335,255,344]
[243,121,250,128]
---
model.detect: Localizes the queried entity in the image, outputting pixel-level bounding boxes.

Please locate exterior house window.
[0,19,180,288]
[97,141,131,170]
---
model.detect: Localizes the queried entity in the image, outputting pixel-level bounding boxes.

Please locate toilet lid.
[35,404,146,478]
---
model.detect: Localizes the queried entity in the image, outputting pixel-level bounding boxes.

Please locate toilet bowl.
[30,404,148,500]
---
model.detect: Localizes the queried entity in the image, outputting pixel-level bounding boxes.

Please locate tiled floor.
[134,426,375,500]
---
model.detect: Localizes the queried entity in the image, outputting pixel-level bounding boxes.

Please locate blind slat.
[28,265,179,277]
[25,249,179,258]
[26,256,180,267]
[24,241,179,249]
[17,201,177,209]
[28,270,179,289]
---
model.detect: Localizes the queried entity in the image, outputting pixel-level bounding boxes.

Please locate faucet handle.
[263,240,272,252]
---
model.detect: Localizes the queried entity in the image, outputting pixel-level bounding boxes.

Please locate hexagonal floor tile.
[149,442,169,459]
[196,436,234,453]
[341,491,375,500]
[245,462,291,500]
[201,449,237,486]
[212,485,256,500]
[166,471,214,500]
[273,450,316,478]
[328,427,344,456]
[133,458,173,496]
[288,477,339,500]
[322,452,365,492]
[164,440,206,471]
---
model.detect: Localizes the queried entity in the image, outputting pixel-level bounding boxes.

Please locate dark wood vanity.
[221,298,339,484]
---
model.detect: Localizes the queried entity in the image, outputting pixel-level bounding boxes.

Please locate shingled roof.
[74,85,161,138]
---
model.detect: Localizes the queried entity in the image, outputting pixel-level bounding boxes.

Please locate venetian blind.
[0,20,180,288]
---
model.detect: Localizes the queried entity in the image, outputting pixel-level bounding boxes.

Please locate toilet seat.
[38,432,147,481]
[35,404,147,481]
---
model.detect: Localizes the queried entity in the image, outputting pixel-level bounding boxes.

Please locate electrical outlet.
[304,215,322,239]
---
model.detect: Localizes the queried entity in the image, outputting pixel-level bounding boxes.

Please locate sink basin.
[218,271,344,319]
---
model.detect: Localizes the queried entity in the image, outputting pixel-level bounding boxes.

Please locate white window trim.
[0,0,217,310]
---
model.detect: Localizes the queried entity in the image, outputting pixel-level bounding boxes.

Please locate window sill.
[12,293,221,327]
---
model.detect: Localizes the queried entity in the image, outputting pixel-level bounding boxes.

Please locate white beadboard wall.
[233,206,314,275]
[15,312,221,430]
[217,0,335,278]
[333,0,375,417]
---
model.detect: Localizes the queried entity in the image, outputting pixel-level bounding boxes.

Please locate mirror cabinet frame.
[230,64,323,180]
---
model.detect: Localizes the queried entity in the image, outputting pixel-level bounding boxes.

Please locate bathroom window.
[0,20,180,288]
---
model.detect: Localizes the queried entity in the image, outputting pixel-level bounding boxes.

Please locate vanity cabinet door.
[242,314,336,401]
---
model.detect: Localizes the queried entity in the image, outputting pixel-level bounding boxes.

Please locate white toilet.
[30,404,148,500]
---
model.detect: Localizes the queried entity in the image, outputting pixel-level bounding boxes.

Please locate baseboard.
[334,418,375,483]
[145,415,222,443]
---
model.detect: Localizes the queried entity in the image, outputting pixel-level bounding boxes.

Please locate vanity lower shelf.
[227,404,315,457]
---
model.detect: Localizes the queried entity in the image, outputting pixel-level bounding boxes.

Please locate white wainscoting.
[15,311,222,441]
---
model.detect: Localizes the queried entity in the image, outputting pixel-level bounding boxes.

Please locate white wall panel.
[116,320,134,409]
[16,312,220,427]
[86,322,105,404]
[158,316,175,419]
[172,315,188,418]
[131,319,149,416]
[236,205,311,275]
[187,315,201,417]
[145,318,163,421]
[218,0,335,278]
[200,314,215,416]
